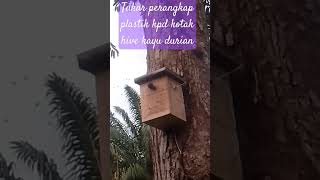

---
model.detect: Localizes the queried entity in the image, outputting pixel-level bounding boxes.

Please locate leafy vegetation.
[0,73,150,180]
[0,43,120,180]
[110,85,151,180]
[0,153,23,180]
[10,141,62,180]
[45,73,101,180]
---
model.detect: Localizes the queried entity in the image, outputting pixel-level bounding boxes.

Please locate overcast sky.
[110,0,147,112]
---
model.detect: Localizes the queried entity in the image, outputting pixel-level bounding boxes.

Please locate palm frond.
[110,144,131,180]
[124,85,142,130]
[111,128,137,165]
[45,73,100,180]
[0,153,23,180]
[110,112,142,175]
[111,85,152,178]
[123,85,150,168]
[10,141,61,180]
[140,124,151,169]
[110,112,130,137]
[113,106,138,138]
[110,115,137,168]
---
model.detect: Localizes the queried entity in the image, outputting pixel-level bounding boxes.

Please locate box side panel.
[168,78,187,122]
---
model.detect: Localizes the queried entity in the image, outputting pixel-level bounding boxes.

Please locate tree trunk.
[214,0,320,179]
[142,0,211,179]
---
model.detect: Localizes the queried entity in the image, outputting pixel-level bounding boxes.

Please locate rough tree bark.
[213,0,320,179]
[140,0,211,179]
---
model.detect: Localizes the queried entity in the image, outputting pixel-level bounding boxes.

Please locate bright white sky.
[110,1,147,113]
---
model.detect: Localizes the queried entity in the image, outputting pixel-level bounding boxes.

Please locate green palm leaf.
[110,112,130,137]
[113,106,138,138]
[45,73,100,180]
[124,85,142,130]
[123,85,150,169]
[10,141,61,180]
[110,85,152,179]
[110,113,137,169]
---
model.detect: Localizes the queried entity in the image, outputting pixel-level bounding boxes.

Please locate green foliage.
[111,85,151,180]
[0,153,23,180]
[45,73,100,180]
[124,86,142,129]
[121,164,149,180]
[10,141,62,180]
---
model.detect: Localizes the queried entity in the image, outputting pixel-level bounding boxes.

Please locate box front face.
[140,76,171,123]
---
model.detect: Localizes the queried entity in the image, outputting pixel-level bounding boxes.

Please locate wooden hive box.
[134,67,187,130]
